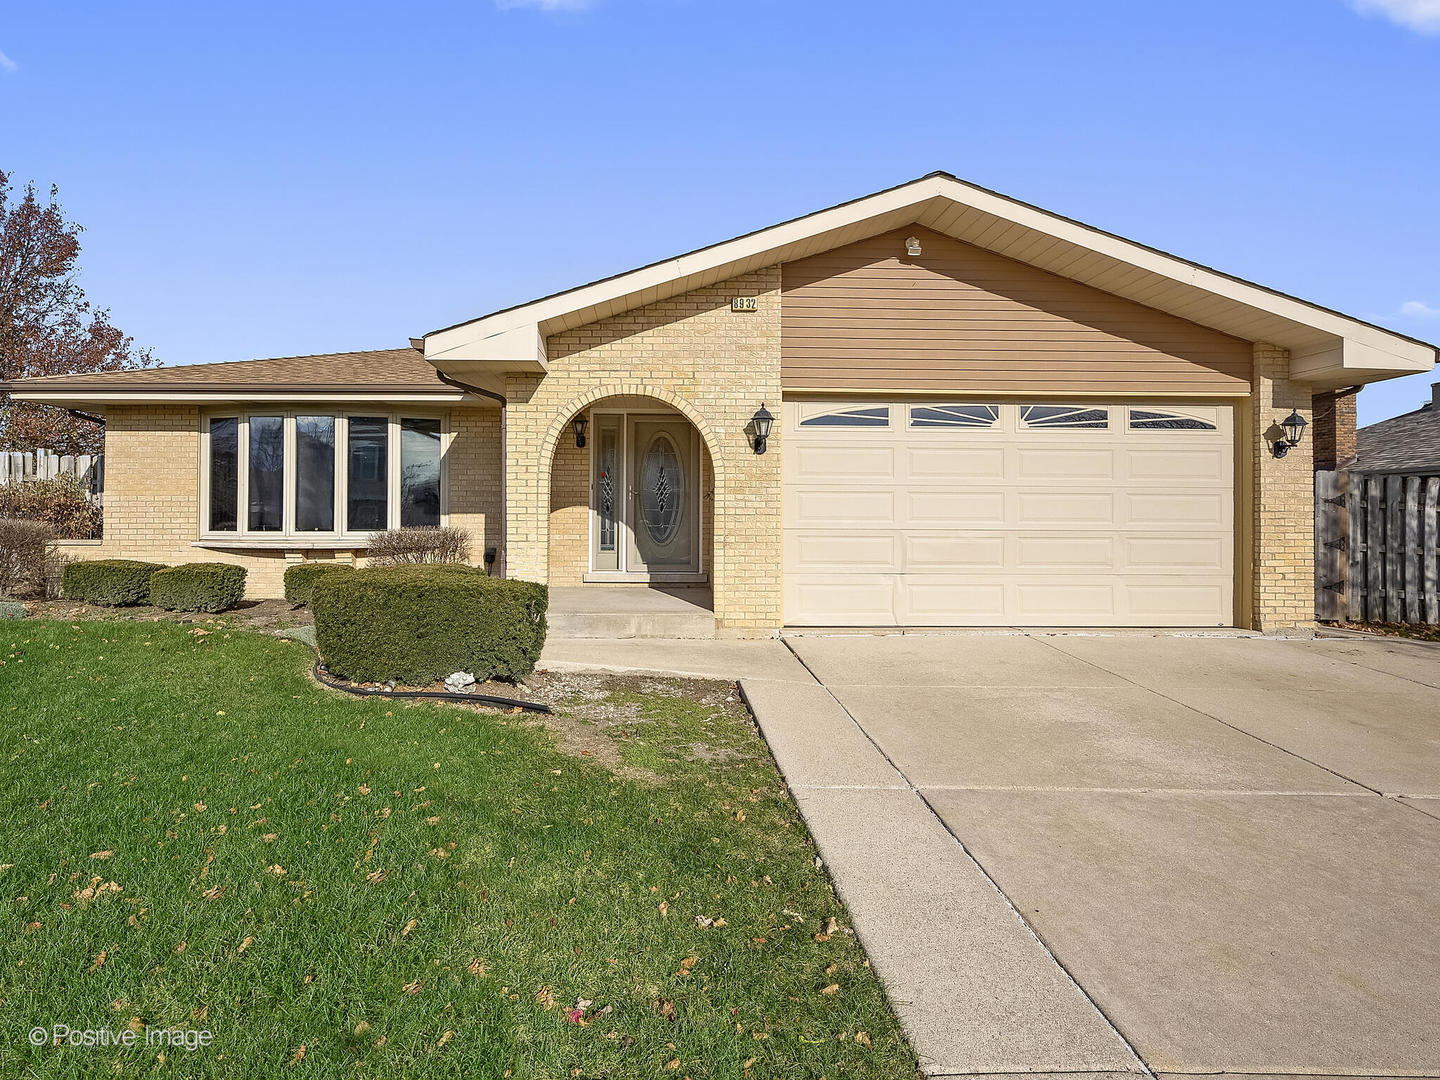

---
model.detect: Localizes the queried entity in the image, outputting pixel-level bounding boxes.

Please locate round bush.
[311,565,548,685]
[148,563,247,613]
[62,559,166,606]
[284,562,355,607]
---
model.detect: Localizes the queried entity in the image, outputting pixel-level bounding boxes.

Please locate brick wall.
[548,410,590,585]
[1311,387,1357,470]
[64,404,503,599]
[505,267,783,633]
[1250,343,1315,631]
[447,405,505,570]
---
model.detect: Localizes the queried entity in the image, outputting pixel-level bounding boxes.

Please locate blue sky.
[1,0,1437,424]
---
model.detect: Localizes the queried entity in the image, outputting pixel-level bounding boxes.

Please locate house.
[5,173,1435,634]
[1352,382,1440,476]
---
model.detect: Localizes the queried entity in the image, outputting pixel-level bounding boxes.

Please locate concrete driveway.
[777,632,1440,1077]
[541,630,1440,1076]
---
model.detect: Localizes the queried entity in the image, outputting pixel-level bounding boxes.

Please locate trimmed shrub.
[0,600,25,620]
[148,563,247,613]
[62,558,164,606]
[0,475,102,540]
[284,562,355,607]
[312,564,547,684]
[366,526,472,567]
[0,518,68,599]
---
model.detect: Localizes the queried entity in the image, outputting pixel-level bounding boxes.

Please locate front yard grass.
[0,620,916,1079]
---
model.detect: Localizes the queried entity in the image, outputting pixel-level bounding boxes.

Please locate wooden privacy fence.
[0,449,105,502]
[1315,469,1440,625]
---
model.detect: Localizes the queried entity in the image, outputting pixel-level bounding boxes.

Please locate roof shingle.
[4,347,449,393]
[1354,384,1440,475]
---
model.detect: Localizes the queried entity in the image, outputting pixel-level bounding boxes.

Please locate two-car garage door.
[782,399,1235,627]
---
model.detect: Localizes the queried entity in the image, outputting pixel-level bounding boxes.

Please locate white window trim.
[199,408,449,544]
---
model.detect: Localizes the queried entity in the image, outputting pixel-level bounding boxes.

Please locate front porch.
[545,585,715,639]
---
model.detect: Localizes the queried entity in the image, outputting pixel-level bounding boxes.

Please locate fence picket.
[1404,477,1422,625]
[1346,476,1365,621]
[0,448,106,502]
[1385,476,1403,623]
[1425,478,1439,626]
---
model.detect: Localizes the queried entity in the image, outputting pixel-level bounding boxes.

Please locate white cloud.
[1351,0,1440,33]
[0,48,18,73]
[1400,300,1440,318]
[495,0,593,10]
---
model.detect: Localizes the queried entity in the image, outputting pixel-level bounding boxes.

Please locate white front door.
[589,413,701,577]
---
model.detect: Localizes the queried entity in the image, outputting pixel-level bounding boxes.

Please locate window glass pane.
[1020,405,1109,429]
[911,404,999,428]
[400,418,442,527]
[1129,409,1216,430]
[209,417,239,532]
[595,420,619,569]
[347,417,389,532]
[247,415,285,531]
[799,406,890,427]
[295,415,336,531]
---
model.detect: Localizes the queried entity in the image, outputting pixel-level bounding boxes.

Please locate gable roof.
[1354,384,1440,475]
[3,348,479,406]
[422,171,1436,395]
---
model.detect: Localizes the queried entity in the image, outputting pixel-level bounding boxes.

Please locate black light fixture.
[1272,409,1308,458]
[572,414,588,449]
[751,403,774,454]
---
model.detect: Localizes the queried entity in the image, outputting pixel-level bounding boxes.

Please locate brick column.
[1311,387,1357,470]
[1250,343,1315,631]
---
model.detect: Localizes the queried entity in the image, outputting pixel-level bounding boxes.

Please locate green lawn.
[0,620,916,1079]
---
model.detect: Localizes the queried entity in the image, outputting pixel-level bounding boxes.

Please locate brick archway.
[522,385,729,595]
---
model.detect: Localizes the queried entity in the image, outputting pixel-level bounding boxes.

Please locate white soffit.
[423,173,1436,388]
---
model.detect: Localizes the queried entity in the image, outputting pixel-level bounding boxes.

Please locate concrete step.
[546,610,715,640]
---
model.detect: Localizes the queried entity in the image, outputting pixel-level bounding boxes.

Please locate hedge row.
[311,564,547,685]
[61,559,247,612]
[283,563,355,607]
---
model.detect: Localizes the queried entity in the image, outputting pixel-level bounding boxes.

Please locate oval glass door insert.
[639,433,684,546]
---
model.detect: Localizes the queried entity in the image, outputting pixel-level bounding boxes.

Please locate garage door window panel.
[910,404,999,428]
[798,405,890,427]
[1021,405,1110,429]
[1129,408,1217,431]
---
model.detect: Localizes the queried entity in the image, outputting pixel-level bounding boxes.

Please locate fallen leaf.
[90,851,114,860]
[288,1044,306,1067]
[820,984,840,996]
[855,1031,872,1047]
[88,949,107,972]
[353,1021,370,1037]
[238,936,253,954]
[401,918,418,937]
[436,1029,453,1049]
[658,901,669,916]
[202,886,225,901]
[402,979,423,995]
[266,865,285,877]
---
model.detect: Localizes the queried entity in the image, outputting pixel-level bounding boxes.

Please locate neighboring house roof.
[1353,384,1440,475]
[421,171,1438,396]
[2,348,481,406]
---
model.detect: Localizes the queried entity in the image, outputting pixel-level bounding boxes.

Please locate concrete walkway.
[539,631,1440,1078]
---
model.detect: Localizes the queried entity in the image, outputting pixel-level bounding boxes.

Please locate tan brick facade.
[505,267,783,633]
[447,405,505,570]
[62,404,504,600]
[1250,343,1315,632]
[58,405,290,597]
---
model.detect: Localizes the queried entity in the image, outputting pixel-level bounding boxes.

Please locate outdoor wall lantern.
[751,403,774,454]
[905,236,923,256]
[572,415,588,449]
[1272,409,1308,458]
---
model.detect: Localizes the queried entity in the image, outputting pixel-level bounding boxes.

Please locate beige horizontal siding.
[781,227,1253,394]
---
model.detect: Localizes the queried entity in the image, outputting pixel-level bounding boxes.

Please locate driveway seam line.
[778,637,1155,1078]
[1027,635,1394,800]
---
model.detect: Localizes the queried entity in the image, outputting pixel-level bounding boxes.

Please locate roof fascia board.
[422,173,1434,376]
[423,183,951,355]
[7,390,478,406]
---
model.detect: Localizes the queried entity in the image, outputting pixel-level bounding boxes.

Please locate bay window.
[201,411,446,541]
